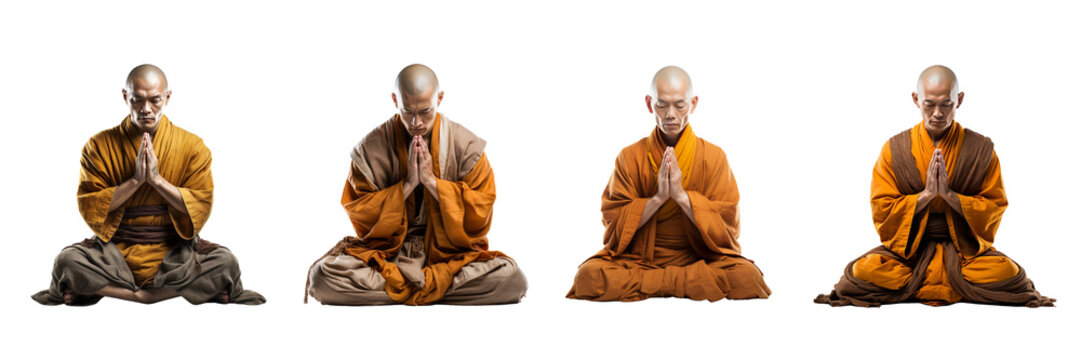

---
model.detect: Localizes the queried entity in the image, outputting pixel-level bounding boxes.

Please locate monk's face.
[913,80,964,136]
[122,77,171,133]
[646,81,698,137]
[393,88,444,137]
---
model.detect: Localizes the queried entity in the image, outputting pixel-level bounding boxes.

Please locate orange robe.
[854,121,1019,305]
[315,114,516,305]
[77,115,213,286]
[567,125,770,301]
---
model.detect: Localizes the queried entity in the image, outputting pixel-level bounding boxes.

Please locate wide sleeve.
[432,153,496,251]
[871,142,924,258]
[684,151,742,257]
[600,150,648,256]
[169,139,214,240]
[341,160,409,249]
[77,138,124,242]
[955,150,1007,255]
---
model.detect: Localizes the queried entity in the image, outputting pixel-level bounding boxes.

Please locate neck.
[925,124,946,145]
[661,128,682,147]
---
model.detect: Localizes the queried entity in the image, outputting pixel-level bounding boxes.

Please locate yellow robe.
[854,121,1017,305]
[77,115,213,286]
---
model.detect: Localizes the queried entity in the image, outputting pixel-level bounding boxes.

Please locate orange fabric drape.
[341,116,504,305]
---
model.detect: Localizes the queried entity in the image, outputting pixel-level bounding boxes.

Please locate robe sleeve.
[433,153,496,251]
[600,149,648,256]
[169,139,214,240]
[871,142,923,258]
[955,150,1007,255]
[684,150,742,257]
[341,160,408,248]
[77,138,124,242]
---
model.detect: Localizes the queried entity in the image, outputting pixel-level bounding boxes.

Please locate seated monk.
[306,64,527,305]
[566,66,771,302]
[815,65,1053,307]
[32,64,264,305]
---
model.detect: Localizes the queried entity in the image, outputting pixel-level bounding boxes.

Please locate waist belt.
[112,205,181,244]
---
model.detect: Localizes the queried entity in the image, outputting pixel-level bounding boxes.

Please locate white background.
[1,1,1077,358]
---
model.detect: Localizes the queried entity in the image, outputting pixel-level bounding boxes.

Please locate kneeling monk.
[567,66,771,302]
[815,65,1053,307]
[32,64,264,305]
[306,64,527,305]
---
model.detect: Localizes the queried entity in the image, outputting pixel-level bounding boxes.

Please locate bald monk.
[32,65,264,305]
[306,64,527,305]
[815,65,1053,307]
[566,66,771,302]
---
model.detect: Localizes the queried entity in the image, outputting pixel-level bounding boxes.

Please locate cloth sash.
[79,205,219,254]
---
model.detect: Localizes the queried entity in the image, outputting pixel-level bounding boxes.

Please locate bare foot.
[63,290,78,305]
[218,290,229,304]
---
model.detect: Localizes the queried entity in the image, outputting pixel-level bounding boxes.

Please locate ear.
[911,92,920,108]
[436,90,444,107]
[163,90,172,106]
[645,95,654,114]
[956,91,964,109]
[391,93,399,108]
[122,89,129,103]
[689,95,699,114]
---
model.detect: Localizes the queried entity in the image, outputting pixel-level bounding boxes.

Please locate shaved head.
[391,64,444,137]
[395,64,440,97]
[912,65,964,140]
[650,65,693,99]
[916,65,958,101]
[122,64,172,133]
[646,66,698,144]
[125,64,169,92]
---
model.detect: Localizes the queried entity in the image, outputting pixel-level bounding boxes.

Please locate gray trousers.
[32,238,265,305]
[307,237,527,305]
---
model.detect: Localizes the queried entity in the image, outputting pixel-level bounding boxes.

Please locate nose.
[410,115,422,128]
[932,106,944,119]
[141,100,152,114]
[665,107,679,120]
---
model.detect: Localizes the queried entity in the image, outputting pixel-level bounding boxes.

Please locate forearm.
[637,196,665,229]
[107,178,143,212]
[914,192,932,214]
[149,176,188,215]
[942,191,963,214]
[673,191,696,225]
[422,177,439,202]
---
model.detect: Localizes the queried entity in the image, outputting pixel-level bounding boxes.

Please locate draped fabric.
[815,121,1052,307]
[567,125,770,301]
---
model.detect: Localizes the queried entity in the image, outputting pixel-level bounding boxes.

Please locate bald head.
[650,66,693,99]
[916,65,959,101]
[125,64,168,92]
[395,64,440,97]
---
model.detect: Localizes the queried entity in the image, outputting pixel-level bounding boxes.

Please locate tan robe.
[307,114,526,305]
[567,125,770,301]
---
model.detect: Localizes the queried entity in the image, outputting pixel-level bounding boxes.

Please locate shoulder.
[696,137,727,161]
[353,116,398,156]
[962,126,994,149]
[442,115,487,156]
[613,137,649,169]
[169,122,208,150]
[83,122,126,155]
